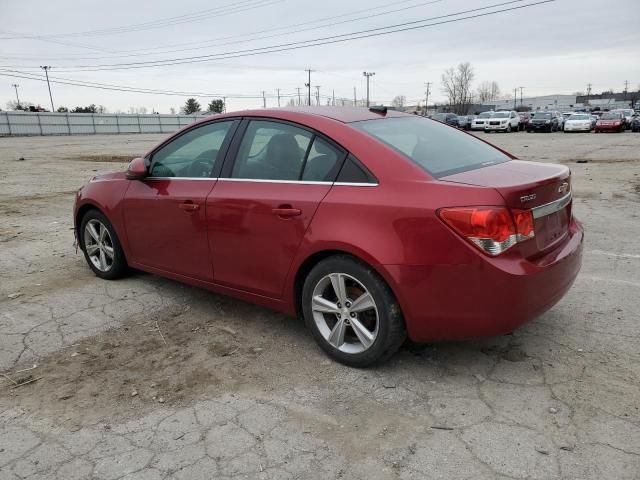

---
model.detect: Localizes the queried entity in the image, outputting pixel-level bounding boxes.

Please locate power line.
[0,0,282,40]
[15,1,554,72]
[0,0,449,63]
[0,69,300,99]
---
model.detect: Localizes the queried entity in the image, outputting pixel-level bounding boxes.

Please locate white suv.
[471,111,493,130]
[484,110,520,133]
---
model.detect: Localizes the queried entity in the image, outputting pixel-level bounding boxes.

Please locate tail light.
[438,207,535,256]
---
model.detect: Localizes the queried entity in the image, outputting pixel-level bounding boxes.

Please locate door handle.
[272,206,301,218]
[178,201,200,212]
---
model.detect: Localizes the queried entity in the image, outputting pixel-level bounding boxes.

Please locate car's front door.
[123,120,238,280]
[207,119,346,298]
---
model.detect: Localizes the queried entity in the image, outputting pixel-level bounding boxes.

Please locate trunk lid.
[440,160,572,255]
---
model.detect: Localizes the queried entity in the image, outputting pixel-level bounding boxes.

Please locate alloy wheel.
[84,219,115,272]
[311,273,379,354]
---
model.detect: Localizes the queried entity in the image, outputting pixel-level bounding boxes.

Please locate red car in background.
[595,112,625,133]
[74,107,583,366]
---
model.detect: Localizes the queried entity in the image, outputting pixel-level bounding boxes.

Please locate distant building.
[482,94,577,112]
[576,91,639,110]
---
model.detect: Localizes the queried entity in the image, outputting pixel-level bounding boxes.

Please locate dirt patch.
[66,154,134,163]
[0,298,310,427]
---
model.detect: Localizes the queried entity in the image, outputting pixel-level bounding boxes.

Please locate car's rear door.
[123,119,238,280]
[206,119,346,298]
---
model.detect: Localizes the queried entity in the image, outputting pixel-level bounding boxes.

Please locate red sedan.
[74,107,583,366]
[595,112,625,133]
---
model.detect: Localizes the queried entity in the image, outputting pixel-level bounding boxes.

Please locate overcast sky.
[1,0,639,113]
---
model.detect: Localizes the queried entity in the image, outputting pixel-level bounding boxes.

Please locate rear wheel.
[80,210,128,280]
[302,255,406,367]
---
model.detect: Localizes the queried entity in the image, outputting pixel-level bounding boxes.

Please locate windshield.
[601,113,621,120]
[533,113,552,119]
[433,113,447,120]
[478,112,493,118]
[493,112,510,118]
[353,116,510,178]
[568,114,590,120]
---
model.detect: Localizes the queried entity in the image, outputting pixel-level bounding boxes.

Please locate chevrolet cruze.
[74,107,583,367]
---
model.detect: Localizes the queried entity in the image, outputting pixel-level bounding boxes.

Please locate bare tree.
[441,62,475,114]
[391,95,407,108]
[476,81,501,102]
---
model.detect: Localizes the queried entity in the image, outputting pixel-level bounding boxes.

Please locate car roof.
[215,106,410,124]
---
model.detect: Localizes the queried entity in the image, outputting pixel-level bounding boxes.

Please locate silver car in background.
[563,113,593,132]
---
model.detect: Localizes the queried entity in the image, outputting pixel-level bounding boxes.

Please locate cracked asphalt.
[1,131,639,479]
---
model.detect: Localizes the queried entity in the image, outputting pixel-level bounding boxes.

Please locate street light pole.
[424,82,432,116]
[363,72,375,107]
[40,66,54,112]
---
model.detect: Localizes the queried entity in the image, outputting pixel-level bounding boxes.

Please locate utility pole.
[11,83,20,107]
[624,80,629,100]
[363,72,375,107]
[332,89,335,106]
[40,66,54,112]
[424,82,432,116]
[223,96,226,113]
[305,69,313,106]
[296,87,302,106]
[513,88,517,109]
[519,86,524,107]
[353,87,357,106]
[586,83,592,105]
[262,91,266,109]
[314,86,321,106]
[276,88,280,107]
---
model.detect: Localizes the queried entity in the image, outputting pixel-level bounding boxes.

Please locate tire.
[79,209,129,280]
[506,124,512,133]
[301,255,406,367]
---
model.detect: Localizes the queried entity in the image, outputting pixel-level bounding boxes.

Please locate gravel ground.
[1,130,639,480]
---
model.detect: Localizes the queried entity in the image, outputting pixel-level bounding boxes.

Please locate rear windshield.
[601,113,621,120]
[569,114,590,120]
[352,116,510,178]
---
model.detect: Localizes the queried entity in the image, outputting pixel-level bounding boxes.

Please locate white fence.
[0,112,205,136]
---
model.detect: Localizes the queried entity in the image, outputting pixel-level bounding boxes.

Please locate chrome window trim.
[218,178,333,185]
[143,177,379,187]
[532,192,572,219]
[334,182,378,187]
[145,177,218,181]
[217,178,378,187]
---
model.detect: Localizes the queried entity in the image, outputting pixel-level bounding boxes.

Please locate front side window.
[150,121,234,178]
[232,121,312,181]
[353,116,510,178]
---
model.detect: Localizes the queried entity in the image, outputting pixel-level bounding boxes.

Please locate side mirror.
[126,157,148,180]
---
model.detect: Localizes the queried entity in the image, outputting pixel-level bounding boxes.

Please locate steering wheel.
[186,149,217,177]
[187,159,213,177]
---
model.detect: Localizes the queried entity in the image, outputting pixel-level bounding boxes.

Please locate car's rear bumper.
[383,218,584,343]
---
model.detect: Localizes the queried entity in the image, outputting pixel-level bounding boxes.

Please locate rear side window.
[353,117,510,177]
[301,137,344,182]
[231,120,312,181]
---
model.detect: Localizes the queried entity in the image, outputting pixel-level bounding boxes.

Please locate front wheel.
[506,124,512,133]
[80,210,129,280]
[302,255,406,367]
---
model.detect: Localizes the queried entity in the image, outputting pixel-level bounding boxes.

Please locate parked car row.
[431,109,640,134]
